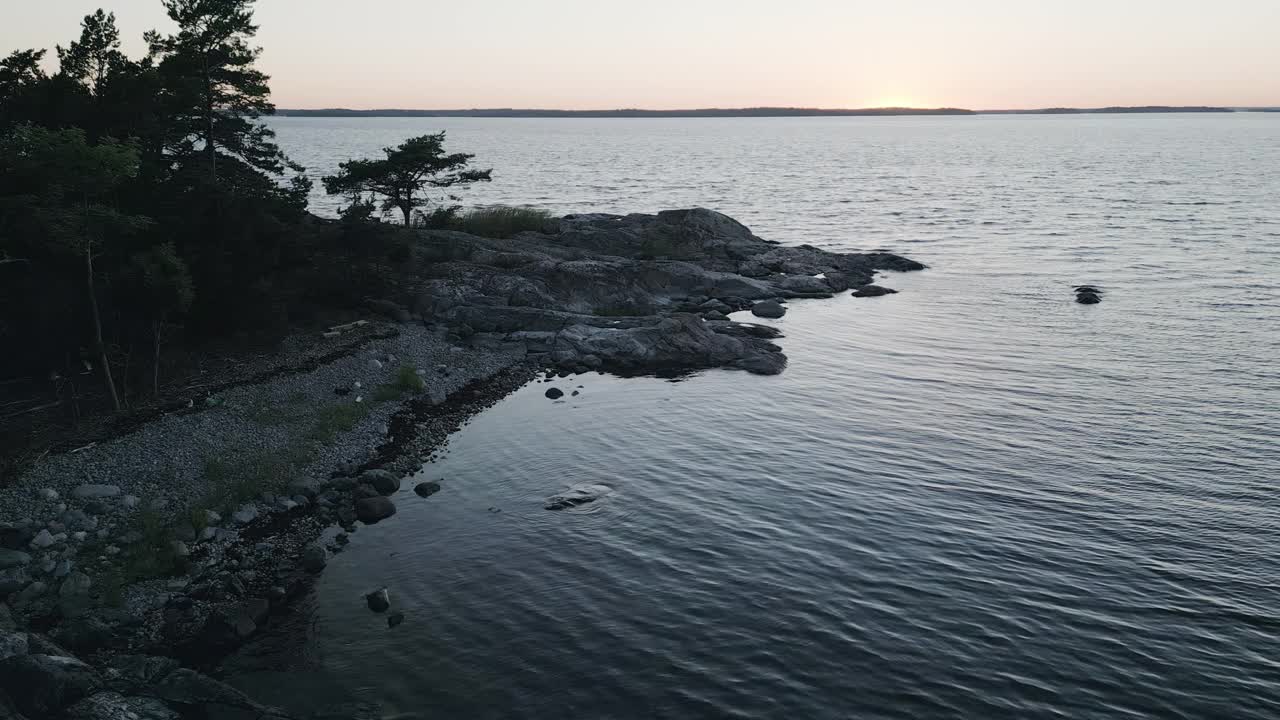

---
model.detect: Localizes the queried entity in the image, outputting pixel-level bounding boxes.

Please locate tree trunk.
[86,245,121,413]
[152,319,162,397]
[203,53,216,182]
[401,204,412,226]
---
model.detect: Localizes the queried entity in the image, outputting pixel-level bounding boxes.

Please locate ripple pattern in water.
[258,115,1280,719]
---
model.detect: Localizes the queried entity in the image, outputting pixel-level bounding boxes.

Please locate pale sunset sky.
[3,0,1278,109]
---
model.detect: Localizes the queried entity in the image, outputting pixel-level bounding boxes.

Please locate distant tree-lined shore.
[276,106,1246,118]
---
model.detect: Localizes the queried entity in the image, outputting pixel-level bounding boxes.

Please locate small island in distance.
[275,105,1253,118]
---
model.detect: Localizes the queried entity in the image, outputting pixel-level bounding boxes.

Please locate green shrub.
[450,206,552,238]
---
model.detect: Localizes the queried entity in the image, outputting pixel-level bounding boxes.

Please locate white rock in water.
[37,488,58,501]
[72,484,122,500]
[29,530,55,549]
[71,531,87,542]
[370,359,383,370]
[121,495,140,509]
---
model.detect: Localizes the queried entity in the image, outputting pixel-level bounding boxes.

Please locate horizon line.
[273,105,1278,118]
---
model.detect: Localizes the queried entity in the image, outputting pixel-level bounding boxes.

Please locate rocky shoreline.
[0,209,922,719]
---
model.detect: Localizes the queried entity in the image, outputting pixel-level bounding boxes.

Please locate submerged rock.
[851,284,898,298]
[544,484,614,511]
[387,612,405,629]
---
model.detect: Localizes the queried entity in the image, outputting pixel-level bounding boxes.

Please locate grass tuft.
[373,365,427,402]
[307,401,370,443]
[450,206,553,238]
[201,448,306,510]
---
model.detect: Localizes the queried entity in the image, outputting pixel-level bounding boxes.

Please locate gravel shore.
[0,322,530,657]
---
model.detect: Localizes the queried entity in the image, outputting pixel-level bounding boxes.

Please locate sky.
[2,0,1278,110]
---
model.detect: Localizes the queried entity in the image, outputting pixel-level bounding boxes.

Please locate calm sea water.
[250,115,1280,719]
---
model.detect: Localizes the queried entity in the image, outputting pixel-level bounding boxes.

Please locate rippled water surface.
[255,115,1280,719]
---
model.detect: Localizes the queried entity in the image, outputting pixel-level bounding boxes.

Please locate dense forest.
[0,0,416,422]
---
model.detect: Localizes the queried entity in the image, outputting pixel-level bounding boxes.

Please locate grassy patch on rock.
[449,206,552,238]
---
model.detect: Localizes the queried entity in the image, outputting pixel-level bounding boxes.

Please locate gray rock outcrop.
[400,208,922,377]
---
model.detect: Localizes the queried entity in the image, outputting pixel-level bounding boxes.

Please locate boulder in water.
[300,545,327,573]
[1076,292,1102,305]
[750,300,786,319]
[360,470,400,496]
[851,284,897,298]
[354,497,397,524]
[413,481,441,498]
[544,387,564,400]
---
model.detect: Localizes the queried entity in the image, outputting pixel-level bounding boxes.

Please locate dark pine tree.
[145,0,290,181]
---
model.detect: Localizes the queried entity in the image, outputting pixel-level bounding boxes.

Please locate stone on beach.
[0,550,30,570]
[0,653,102,717]
[71,485,121,500]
